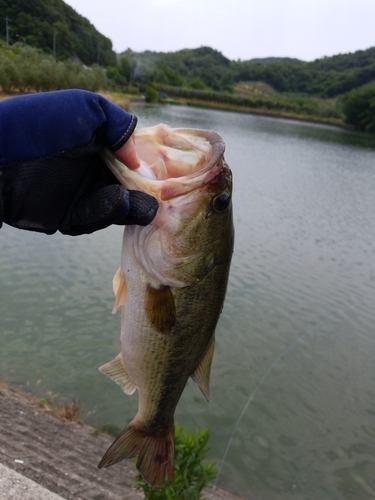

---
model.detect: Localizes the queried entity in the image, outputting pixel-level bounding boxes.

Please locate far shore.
[162,96,349,129]
[0,90,352,130]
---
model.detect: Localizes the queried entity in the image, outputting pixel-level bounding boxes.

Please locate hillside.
[118,45,375,98]
[231,47,375,97]
[0,0,116,66]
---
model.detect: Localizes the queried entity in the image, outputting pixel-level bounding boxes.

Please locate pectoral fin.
[145,284,176,334]
[99,353,137,395]
[112,267,127,314]
[190,336,215,401]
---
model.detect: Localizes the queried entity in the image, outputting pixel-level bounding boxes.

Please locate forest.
[113,45,375,100]
[0,0,115,65]
[1,0,375,130]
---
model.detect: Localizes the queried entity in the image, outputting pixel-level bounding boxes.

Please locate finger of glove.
[125,190,159,226]
[61,186,158,236]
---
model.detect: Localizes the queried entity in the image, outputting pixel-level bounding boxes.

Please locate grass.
[233,80,277,97]
[134,424,217,500]
[165,96,345,126]
[98,90,132,110]
[158,81,346,126]
[0,85,345,127]
[91,423,121,437]
[37,393,83,423]
[0,381,83,423]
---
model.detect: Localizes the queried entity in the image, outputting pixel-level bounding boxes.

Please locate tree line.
[0,43,108,92]
[115,46,375,99]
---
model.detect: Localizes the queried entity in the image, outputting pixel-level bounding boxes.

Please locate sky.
[64,0,375,62]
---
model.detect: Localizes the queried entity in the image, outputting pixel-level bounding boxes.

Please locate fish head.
[160,156,233,285]
[102,124,234,287]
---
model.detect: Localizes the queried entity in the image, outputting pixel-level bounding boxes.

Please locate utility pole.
[5,16,11,45]
[53,30,57,59]
[97,42,101,65]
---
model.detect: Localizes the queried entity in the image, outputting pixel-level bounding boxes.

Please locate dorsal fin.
[190,336,215,401]
[99,353,137,395]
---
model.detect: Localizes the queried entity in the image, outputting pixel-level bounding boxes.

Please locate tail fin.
[98,419,175,487]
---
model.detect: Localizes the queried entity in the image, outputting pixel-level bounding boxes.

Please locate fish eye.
[213,192,231,213]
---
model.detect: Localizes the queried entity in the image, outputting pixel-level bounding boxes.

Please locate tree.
[342,82,375,131]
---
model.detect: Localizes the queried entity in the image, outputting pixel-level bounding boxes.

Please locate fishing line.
[209,312,337,498]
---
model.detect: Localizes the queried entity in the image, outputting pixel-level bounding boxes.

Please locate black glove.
[0,90,158,236]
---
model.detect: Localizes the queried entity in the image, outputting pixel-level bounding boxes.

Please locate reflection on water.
[1,105,375,500]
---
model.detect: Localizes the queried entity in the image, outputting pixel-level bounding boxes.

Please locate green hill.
[118,46,375,98]
[232,48,375,97]
[0,0,116,66]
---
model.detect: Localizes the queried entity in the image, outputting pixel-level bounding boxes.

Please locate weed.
[37,392,83,424]
[134,424,217,500]
[91,423,121,437]
[56,401,81,422]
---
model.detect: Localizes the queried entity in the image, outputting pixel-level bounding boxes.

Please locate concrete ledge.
[0,385,244,500]
[0,463,64,500]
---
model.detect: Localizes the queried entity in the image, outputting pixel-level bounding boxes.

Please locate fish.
[97,123,234,486]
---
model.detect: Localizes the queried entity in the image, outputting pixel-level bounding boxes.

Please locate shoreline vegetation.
[0,89,348,129]
[160,96,346,127]
[0,42,375,131]
[149,83,346,127]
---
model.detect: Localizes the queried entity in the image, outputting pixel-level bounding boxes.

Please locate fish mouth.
[163,127,225,181]
[102,125,226,201]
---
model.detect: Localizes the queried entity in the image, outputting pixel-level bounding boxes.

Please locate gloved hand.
[0,89,158,236]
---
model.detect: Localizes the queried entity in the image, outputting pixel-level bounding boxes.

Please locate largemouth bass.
[98,124,234,486]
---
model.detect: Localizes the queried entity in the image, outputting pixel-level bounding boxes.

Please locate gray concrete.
[0,463,64,500]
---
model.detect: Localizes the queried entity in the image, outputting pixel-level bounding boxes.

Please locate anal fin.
[99,353,137,395]
[190,336,215,401]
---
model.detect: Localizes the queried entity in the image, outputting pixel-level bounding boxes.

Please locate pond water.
[1,104,375,500]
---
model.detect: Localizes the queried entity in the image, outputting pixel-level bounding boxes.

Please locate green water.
[1,104,375,500]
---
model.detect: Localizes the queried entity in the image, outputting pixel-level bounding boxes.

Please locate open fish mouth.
[102,124,227,201]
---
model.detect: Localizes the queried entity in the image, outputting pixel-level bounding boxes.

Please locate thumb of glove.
[60,186,158,236]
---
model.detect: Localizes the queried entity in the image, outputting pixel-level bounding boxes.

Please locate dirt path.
[0,385,244,500]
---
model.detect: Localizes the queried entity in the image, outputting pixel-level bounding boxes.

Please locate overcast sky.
[64,0,375,61]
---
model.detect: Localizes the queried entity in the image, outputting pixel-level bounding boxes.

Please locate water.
[1,104,375,499]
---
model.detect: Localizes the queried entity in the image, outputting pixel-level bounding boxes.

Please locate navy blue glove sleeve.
[0,89,158,235]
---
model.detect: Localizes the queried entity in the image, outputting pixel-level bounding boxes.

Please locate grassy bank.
[164,96,346,126]
[0,88,346,128]
[0,89,133,109]
[155,84,345,126]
